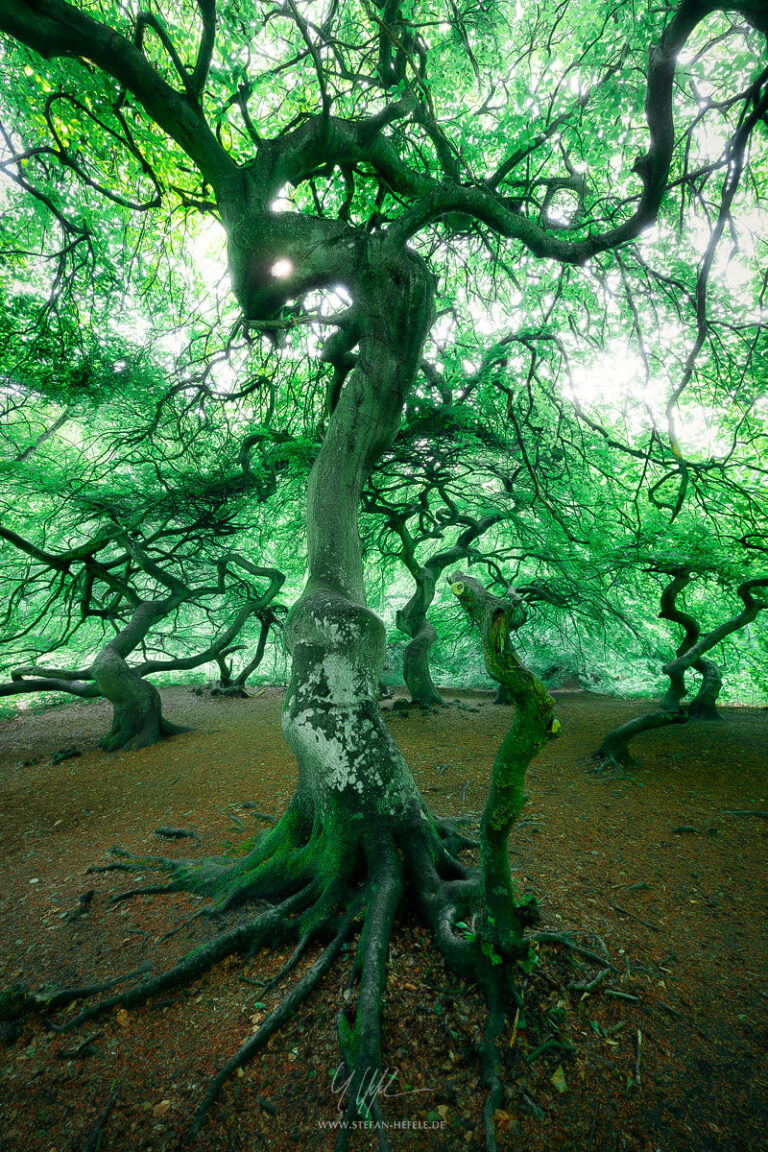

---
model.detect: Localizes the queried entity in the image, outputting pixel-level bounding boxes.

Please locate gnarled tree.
[1,0,767,1145]
[597,567,768,771]
[363,462,507,707]
[0,521,284,750]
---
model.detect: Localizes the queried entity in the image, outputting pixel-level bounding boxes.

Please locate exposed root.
[82,1083,120,1152]
[109,882,181,904]
[259,876,354,993]
[531,931,615,970]
[435,814,480,852]
[4,960,153,1025]
[157,907,211,944]
[477,977,507,1152]
[184,896,363,1146]
[590,754,632,778]
[48,886,314,1033]
[88,846,186,875]
[4,779,605,1148]
[334,835,403,1151]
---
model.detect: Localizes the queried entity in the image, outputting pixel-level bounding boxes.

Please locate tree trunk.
[596,710,688,772]
[85,227,566,1140]
[212,613,276,698]
[686,657,723,720]
[281,238,436,835]
[92,603,186,752]
[396,569,443,708]
[393,518,505,709]
[450,571,558,951]
[658,569,697,713]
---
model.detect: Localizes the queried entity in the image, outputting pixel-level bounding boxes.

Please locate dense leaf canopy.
[1,0,766,705]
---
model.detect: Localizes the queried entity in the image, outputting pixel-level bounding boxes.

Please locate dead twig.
[240,803,277,823]
[56,1029,102,1058]
[63,890,94,922]
[569,967,608,993]
[52,746,81,764]
[608,902,661,931]
[634,1029,642,1086]
[81,1083,120,1152]
[509,1006,521,1051]
[523,1092,546,1120]
[532,931,615,970]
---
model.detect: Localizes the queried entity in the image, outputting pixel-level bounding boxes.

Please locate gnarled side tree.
[211,602,285,697]
[0,521,285,749]
[1,0,767,1144]
[363,468,506,707]
[597,568,768,771]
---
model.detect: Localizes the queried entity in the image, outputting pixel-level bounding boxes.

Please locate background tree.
[0,511,285,749]
[363,434,509,708]
[597,556,768,771]
[0,328,293,745]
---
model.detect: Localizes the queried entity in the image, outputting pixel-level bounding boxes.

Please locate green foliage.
[0,0,766,706]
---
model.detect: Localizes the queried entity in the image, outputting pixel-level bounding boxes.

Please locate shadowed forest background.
[0,0,766,1149]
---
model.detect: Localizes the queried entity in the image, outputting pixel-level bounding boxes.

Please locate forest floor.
[0,686,766,1152]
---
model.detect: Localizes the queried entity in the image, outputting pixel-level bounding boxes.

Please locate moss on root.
[0,575,585,1150]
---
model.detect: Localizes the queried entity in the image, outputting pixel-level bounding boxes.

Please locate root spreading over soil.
[0,686,766,1151]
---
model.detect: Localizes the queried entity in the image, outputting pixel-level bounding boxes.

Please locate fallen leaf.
[551,1065,567,1094]
[116,1009,129,1028]
[152,1100,170,1117]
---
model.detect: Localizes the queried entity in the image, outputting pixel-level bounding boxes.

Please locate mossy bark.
[450,570,558,954]
[493,681,514,705]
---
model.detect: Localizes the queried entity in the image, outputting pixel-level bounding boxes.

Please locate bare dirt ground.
[0,686,766,1152]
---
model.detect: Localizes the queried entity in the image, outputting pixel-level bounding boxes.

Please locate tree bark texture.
[279,232,436,834]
